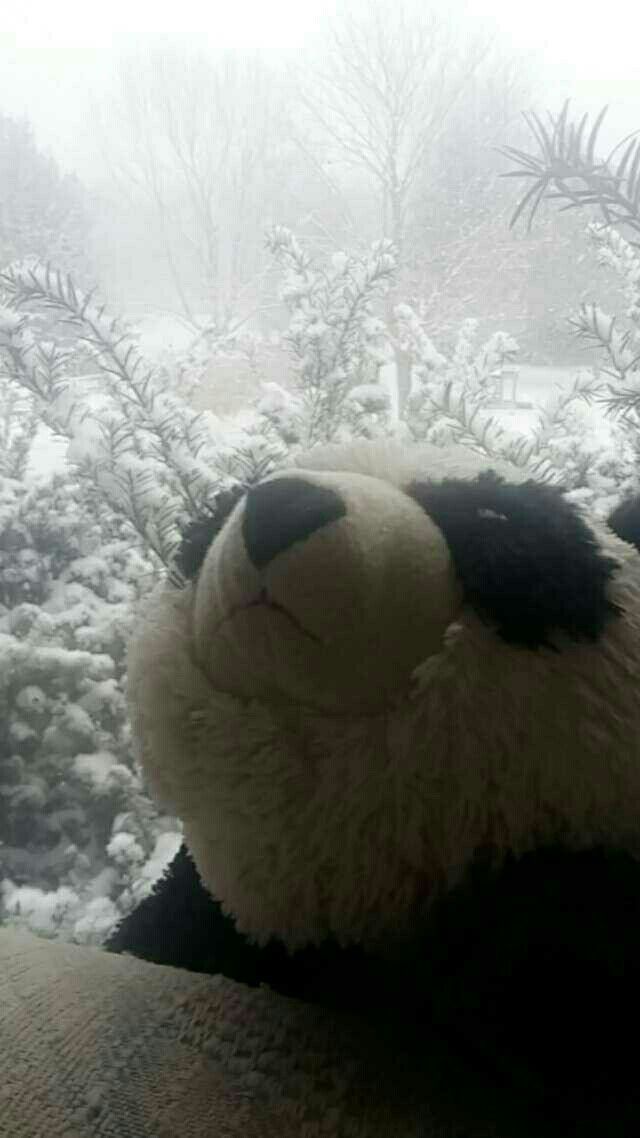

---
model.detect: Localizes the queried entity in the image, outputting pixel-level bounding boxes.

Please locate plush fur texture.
[117,442,640,953]
[609,493,640,553]
[105,842,426,1021]
[107,441,640,1117]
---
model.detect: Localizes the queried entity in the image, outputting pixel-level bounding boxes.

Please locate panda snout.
[242,477,346,570]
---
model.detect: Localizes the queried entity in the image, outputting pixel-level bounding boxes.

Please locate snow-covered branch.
[0,263,238,568]
[266,227,395,445]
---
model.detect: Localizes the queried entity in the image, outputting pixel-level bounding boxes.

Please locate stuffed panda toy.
[106,440,640,1128]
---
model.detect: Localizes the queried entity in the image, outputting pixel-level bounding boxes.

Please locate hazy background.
[1,0,639,364]
[1,0,638,183]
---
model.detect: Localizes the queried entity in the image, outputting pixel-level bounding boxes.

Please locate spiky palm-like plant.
[499,100,640,240]
[500,102,640,431]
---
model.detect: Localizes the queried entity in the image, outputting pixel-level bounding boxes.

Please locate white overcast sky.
[0,0,638,180]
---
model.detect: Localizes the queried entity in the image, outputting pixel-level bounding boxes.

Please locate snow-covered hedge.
[0,471,182,943]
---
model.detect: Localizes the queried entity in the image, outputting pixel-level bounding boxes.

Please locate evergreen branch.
[0,262,222,532]
[498,100,640,237]
[266,227,395,445]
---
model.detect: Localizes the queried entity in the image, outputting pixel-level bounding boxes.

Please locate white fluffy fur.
[126,442,640,956]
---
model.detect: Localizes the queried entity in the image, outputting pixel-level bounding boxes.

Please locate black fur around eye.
[608,494,640,553]
[408,473,620,648]
[173,485,247,583]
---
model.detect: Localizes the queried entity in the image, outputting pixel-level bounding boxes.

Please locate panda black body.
[106,443,640,1127]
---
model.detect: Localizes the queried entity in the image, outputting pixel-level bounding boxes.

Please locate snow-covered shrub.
[150,320,268,405]
[571,228,640,427]
[264,227,395,447]
[499,102,640,500]
[0,276,196,942]
[399,308,519,412]
[0,265,280,943]
[0,315,40,480]
[0,466,181,944]
[396,300,635,505]
[0,264,243,571]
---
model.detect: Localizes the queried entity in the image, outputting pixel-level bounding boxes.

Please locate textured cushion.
[0,928,537,1137]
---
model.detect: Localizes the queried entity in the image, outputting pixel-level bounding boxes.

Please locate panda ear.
[608,495,640,552]
[173,485,247,583]
[407,473,620,648]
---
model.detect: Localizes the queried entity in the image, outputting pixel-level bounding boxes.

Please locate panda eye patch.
[407,474,620,648]
[608,494,640,552]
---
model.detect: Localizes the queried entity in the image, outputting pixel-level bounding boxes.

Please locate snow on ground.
[134,312,206,358]
[380,362,612,441]
[489,365,615,448]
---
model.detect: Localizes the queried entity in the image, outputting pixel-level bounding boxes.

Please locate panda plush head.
[111,440,640,1121]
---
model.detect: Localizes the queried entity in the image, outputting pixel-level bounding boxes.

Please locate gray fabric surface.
[0,928,540,1137]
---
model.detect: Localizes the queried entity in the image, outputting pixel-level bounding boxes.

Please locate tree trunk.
[395,345,412,417]
[385,288,412,419]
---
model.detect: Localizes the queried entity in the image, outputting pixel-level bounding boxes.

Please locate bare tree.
[0,112,92,280]
[96,48,295,332]
[292,2,500,410]
[295,4,492,253]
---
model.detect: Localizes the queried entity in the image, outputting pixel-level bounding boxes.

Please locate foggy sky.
[0,0,639,183]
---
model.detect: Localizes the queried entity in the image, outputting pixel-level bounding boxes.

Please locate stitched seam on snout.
[212,588,322,644]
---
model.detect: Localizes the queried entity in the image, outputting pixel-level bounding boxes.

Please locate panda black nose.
[242,477,346,570]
